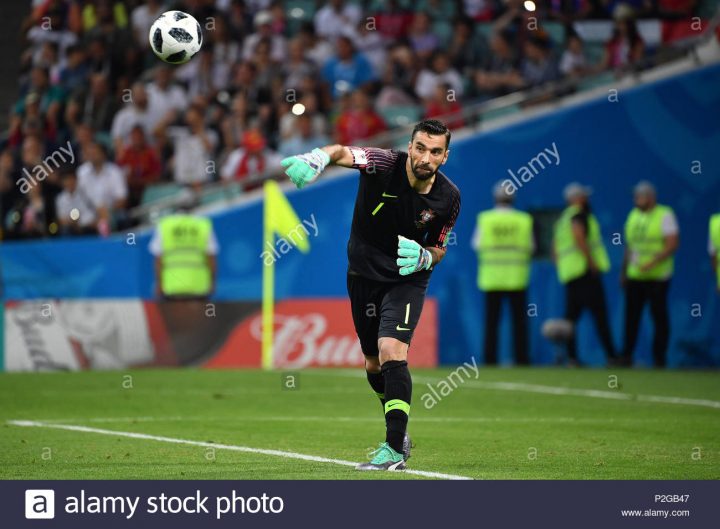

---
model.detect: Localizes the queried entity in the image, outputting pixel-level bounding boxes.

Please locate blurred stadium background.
[1,0,719,371]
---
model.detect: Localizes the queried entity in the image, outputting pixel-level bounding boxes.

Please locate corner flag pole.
[261,180,311,370]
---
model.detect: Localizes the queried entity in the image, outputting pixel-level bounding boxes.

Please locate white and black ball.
[148,10,202,65]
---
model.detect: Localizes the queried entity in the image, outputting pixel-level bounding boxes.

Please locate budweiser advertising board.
[205,299,438,368]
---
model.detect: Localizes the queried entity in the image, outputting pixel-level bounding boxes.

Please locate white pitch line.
[306,371,720,410]
[7,420,472,481]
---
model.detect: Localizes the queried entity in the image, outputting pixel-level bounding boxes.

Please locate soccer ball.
[149,10,202,65]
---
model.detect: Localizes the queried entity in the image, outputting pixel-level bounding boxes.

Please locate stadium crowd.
[0,0,708,239]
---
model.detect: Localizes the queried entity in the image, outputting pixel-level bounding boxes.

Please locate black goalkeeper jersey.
[346,147,461,283]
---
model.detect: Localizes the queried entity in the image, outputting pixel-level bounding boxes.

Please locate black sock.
[381,360,411,454]
[366,370,386,410]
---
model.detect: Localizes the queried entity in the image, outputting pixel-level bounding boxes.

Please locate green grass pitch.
[0,368,718,480]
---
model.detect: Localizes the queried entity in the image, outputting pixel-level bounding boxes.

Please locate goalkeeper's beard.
[410,160,437,181]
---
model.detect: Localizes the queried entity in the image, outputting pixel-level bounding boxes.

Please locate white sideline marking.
[25,415,682,425]
[7,420,472,481]
[306,371,720,410]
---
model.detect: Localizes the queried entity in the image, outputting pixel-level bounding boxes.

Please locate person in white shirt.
[146,66,189,133]
[160,105,218,186]
[76,142,128,213]
[242,11,287,63]
[110,82,152,153]
[131,0,164,49]
[313,0,362,43]
[55,167,98,235]
[414,52,465,101]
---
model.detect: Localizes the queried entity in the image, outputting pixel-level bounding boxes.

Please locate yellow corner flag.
[262,180,311,370]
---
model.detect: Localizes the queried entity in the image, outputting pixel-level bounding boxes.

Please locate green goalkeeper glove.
[396,236,433,276]
[280,148,330,189]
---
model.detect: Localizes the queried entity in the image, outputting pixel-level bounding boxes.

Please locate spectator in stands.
[116,125,162,209]
[600,9,646,71]
[8,93,58,149]
[22,1,78,68]
[253,37,284,93]
[279,113,331,157]
[334,89,387,145]
[221,128,281,188]
[463,0,495,22]
[76,142,128,234]
[86,36,113,78]
[278,91,328,142]
[424,83,465,130]
[208,16,242,67]
[130,0,164,53]
[601,0,654,19]
[242,10,287,62]
[521,33,561,88]
[322,36,377,99]
[282,38,319,92]
[158,104,218,188]
[419,0,458,24]
[146,66,189,134]
[69,122,99,165]
[59,45,90,95]
[415,51,465,101]
[547,0,595,23]
[314,0,363,43]
[447,17,488,75]
[20,136,62,228]
[221,93,252,155]
[176,44,231,99]
[374,0,413,41]
[65,73,117,134]
[55,167,98,236]
[346,19,388,78]
[376,44,419,109]
[0,149,21,232]
[14,67,64,136]
[111,82,152,153]
[297,23,335,69]
[560,33,591,78]
[408,12,441,62]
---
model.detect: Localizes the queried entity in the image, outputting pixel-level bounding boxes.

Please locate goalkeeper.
[281,119,461,471]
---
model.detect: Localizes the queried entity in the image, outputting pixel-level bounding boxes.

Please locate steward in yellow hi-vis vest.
[472,182,533,366]
[149,212,219,299]
[476,208,533,291]
[553,205,610,284]
[552,183,617,367]
[620,181,679,368]
[708,213,720,290]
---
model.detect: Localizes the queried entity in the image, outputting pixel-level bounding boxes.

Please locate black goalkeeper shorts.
[347,271,428,357]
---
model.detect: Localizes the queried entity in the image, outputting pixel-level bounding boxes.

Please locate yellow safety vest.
[625,205,675,281]
[159,215,212,296]
[476,208,533,291]
[553,205,610,284]
[710,213,720,288]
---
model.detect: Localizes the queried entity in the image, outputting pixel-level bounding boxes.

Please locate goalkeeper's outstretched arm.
[280,145,355,189]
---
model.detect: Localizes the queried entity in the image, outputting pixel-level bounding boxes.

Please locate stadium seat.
[380,105,423,128]
[481,103,521,122]
[141,183,184,205]
[431,20,454,47]
[199,182,243,205]
[476,22,495,40]
[543,21,567,47]
[576,71,616,92]
[284,0,316,34]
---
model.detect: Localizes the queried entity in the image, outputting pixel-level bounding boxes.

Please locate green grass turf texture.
[0,368,718,480]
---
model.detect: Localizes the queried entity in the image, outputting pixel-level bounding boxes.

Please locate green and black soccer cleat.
[356,442,406,471]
